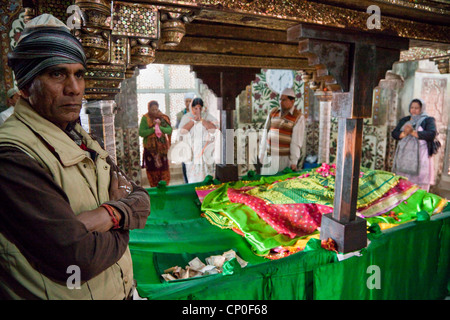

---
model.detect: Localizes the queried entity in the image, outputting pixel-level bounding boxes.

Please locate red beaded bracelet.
[101,204,120,229]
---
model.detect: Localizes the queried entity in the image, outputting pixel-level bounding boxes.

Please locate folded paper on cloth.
[161,250,248,281]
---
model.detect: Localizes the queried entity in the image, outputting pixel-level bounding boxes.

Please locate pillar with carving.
[315,90,333,164]
[84,99,117,162]
[114,68,142,185]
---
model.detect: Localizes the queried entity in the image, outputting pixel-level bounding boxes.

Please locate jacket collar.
[14,97,109,166]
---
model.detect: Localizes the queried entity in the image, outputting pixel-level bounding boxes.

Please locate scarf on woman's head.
[408,98,428,129]
[7,14,87,90]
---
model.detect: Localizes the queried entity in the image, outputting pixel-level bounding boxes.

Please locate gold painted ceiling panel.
[133,0,450,43]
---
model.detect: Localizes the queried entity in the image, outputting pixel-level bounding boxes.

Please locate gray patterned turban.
[7,14,87,90]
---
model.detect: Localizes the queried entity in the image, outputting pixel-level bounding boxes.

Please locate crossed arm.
[0,147,150,282]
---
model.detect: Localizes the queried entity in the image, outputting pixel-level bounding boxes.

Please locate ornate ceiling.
[135,0,450,41]
[19,0,449,99]
[150,0,450,91]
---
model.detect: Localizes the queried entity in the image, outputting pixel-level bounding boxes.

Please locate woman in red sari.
[139,100,173,187]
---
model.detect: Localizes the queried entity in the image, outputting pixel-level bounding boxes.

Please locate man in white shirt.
[0,87,20,126]
[258,87,306,175]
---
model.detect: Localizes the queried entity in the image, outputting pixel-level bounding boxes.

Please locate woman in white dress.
[178,98,219,183]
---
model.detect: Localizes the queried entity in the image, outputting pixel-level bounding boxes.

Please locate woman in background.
[139,100,172,187]
[391,98,437,192]
[178,97,218,183]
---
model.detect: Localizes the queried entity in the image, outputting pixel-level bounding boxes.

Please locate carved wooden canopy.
[21,0,450,100]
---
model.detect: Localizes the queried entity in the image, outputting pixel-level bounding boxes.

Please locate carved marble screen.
[421,77,448,185]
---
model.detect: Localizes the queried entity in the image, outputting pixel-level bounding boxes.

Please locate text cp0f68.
[226,304,268,315]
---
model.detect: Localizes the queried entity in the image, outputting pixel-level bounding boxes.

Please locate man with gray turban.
[8,14,87,91]
[0,14,150,300]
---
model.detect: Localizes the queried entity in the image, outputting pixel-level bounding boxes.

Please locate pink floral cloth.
[227,187,332,238]
[198,163,419,240]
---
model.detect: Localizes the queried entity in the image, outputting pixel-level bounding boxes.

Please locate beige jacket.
[0,98,133,299]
